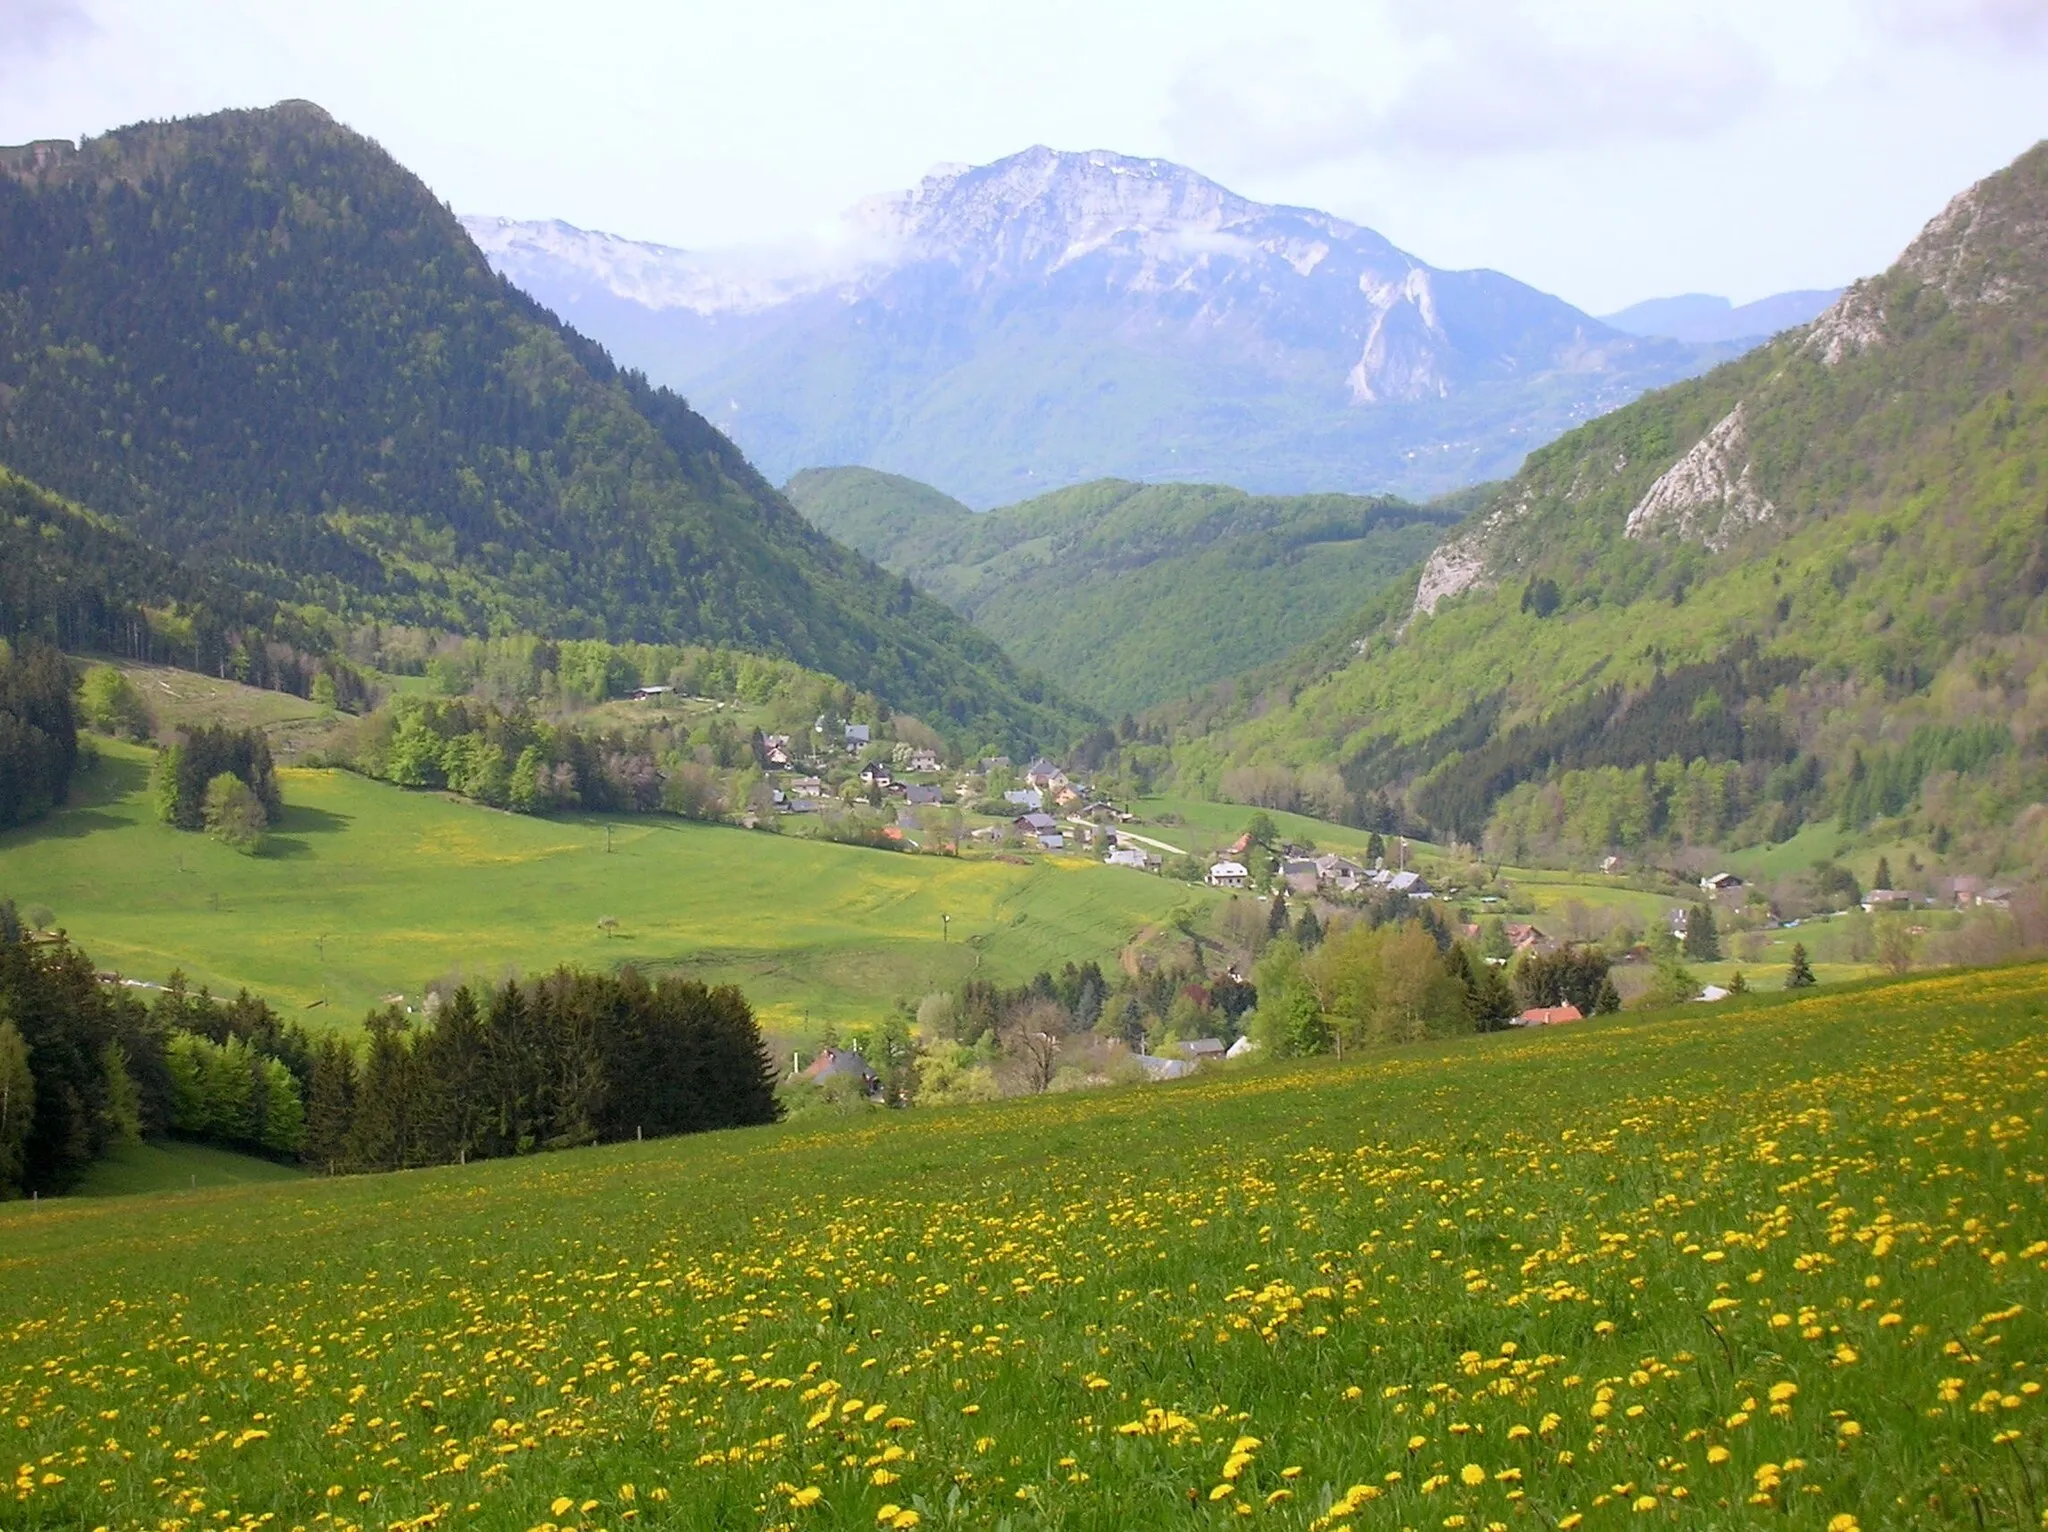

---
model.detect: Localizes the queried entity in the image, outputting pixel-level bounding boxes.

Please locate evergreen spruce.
[1786,943,1817,989]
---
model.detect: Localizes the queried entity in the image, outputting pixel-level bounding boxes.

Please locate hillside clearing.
[0,743,1208,1035]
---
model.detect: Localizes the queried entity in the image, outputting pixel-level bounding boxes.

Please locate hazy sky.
[2,0,2043,312]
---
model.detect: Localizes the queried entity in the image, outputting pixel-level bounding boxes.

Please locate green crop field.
[5,967,2046,1530]
[0,743,1206,1038]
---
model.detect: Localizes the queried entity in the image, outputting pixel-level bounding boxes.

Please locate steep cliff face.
[464,148,1719,506]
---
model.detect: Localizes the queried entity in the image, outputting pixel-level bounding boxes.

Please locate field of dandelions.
[4,966,2046,1531]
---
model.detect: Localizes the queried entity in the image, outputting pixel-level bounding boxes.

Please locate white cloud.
[0,0,92,73]
[1165,4,1772,176]
[1872,0,2048,49]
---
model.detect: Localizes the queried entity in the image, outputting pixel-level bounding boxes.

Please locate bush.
[77,665,154,740]
[203,774,267,854]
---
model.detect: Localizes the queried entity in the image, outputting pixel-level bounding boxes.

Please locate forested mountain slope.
[1157,140,2048,874]
[787,468,1458,715]
[0,104,1084,751]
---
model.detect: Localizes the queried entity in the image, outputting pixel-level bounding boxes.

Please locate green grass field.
[74,1140,306,1198]
[0,743,1207,1037]
[3,966,2044,1530]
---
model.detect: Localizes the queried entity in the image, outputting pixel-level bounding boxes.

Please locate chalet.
[1206,860,1251,889]
[1379,869,1432,898]
[844,723,871,749]
[1280,857,1321,895]
[980,755,1012,774]
[1504,923,1551,954]
[1004,787,1045,811]
[1862,888,1915,913]
[907,748,942,774]
[1173,1038,1227,1061]
[799,1047,881,1096]
[1023,757,1069,790]
[763,742,792,769]
[1315,854,1367,888]
[1514,1004,1583,1027]
[1701,872,1744,893]
[1053,784,1084,808]
[629,684,673,701]
[904,784,943,807]
[859,761,894,787]
[1015,812,1059,833]
[1105,847,1151,870]
[1080,800,1119,820]
[788,775,825,799]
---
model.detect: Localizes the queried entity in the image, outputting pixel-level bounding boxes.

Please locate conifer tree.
[304,1036,356,1173]
[1785,943,1817,989]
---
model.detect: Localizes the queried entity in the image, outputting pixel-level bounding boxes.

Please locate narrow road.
[1067,817,1187,856]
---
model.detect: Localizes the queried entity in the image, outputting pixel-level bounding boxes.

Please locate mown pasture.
[0,743,1204,1035]
[3,966,2044,1530]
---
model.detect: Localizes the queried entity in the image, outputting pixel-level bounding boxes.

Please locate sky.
[1,0,2044,313]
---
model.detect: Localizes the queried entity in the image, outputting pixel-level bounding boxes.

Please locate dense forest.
[0,639,78,829]
[0,903,781,1198]
[0,105,1086,756]
[788,470,1458,715]
[0,467,372,705]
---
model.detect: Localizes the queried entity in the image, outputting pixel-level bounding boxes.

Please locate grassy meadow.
[0,743,1206,1037]
[3,966,2045,1529]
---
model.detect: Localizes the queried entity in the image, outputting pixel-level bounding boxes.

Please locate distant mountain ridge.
[465,148,1728,507]
[0,103,1086,751]
[1601,290,1845,346]
[785,467,1460,716]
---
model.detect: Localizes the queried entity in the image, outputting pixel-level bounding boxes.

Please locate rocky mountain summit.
[465,148,1723,506]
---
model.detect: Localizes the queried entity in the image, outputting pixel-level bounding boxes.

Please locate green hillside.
[787,469,1456,714]
[1150,140,2048,880]
[3,963,2043,1527]
[0,741,1207,1035]
[0,105,1084,753]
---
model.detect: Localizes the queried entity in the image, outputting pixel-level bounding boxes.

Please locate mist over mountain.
[1601,289,1845,346]
[465,149,1729,508]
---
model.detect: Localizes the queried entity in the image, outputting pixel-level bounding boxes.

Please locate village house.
[1023,757,1069,790]
[859,761,893,788]
[1225,1035,1258,1059]
[1015,811,1059,834]
[907,747,942,774]
[1504,923,1551,954]
[844,723,871,750]
[1862,888,1915,912]
[799,1047,881,1097]
[1206,859,1250,889]
[1280,857,1321,895]
[1104,847,1152,870]
[1172,1038,1227,1062]
[1315,853,1367,890]
[1037,831,1066,852]
[904,784,943,807]
[629,684,673,701]
[1700,871,1744,894]
[1003,787,1045,811]
[1514,1004,1583,1027]
[787,775,825,798]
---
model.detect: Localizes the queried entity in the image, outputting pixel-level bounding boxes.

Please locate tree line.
[0,902,781,1198]
[0,640,78,829]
